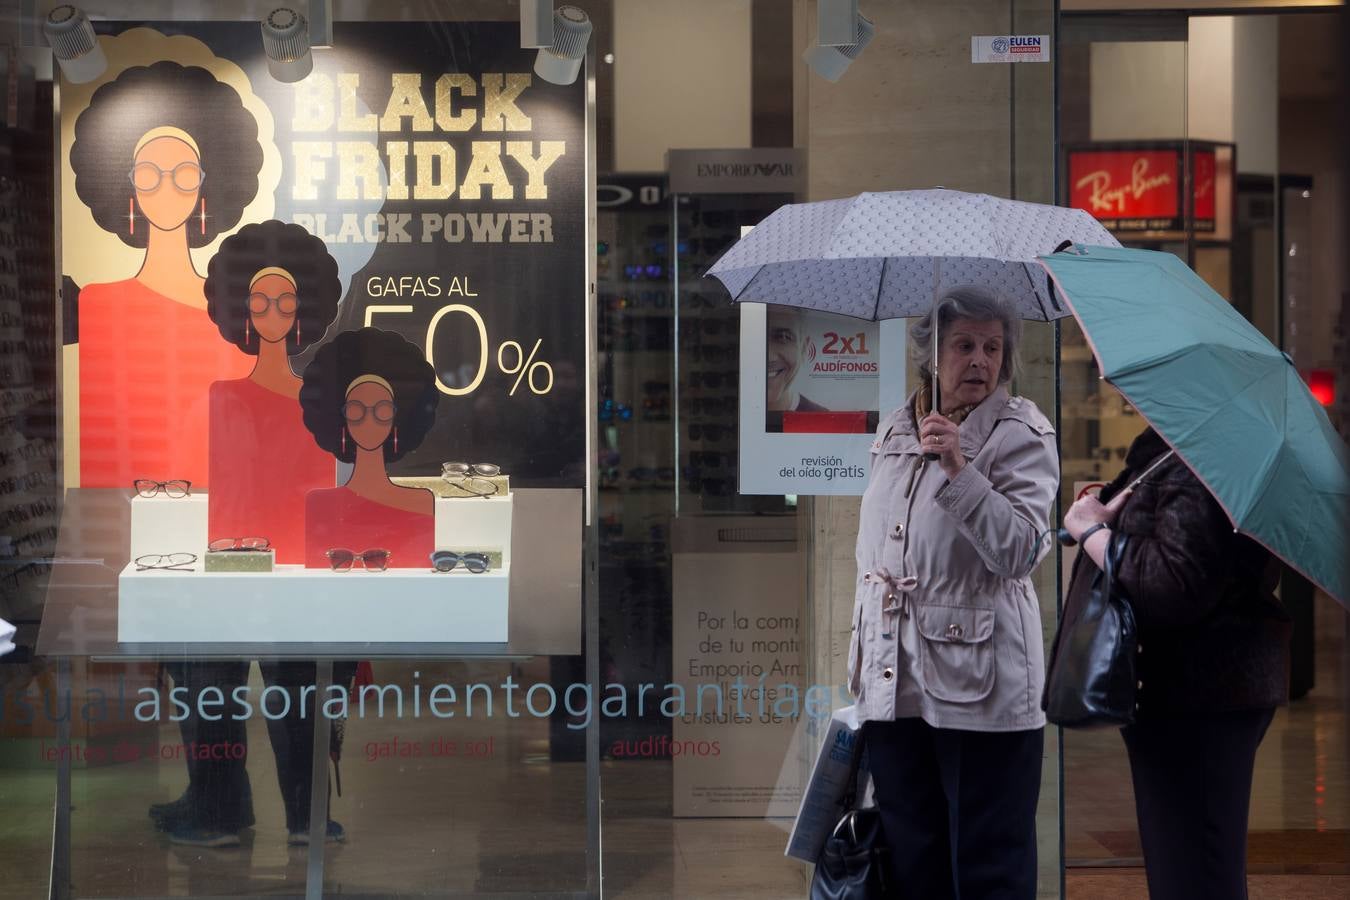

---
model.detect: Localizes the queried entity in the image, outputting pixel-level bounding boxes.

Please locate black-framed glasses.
[689,451,731,468]
[326,548,391,572]
[689,424,732,441]
[688,346,735,364]
[247,292,298,316]
[687,477,735,496]
[429,551,491,574]
[134,552,198,571]
[627,467,675,482]
[688,371,732,389]
[133,479,192,498]
[208,537,270,552]
[129,161,204,192]
[343,399,396,423]
[689,397,736,416]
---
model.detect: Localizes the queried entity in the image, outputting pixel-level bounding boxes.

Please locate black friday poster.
[60,22,587,489]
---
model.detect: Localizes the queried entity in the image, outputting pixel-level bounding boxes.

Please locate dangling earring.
[128,198,135,235]
[392,427,398,455]
[293,320,300,347]
[245,318,251,345]
[341,426,347,455]
[199,198,206,235]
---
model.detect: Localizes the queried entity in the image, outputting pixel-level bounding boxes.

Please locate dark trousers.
[258,661,320,834]
[1122,708,1275,900]
[865,718,1043,900]
[179,661,252,832]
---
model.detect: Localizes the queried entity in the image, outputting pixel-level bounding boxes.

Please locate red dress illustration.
[209,379,333,565]
[79,279,251,488]
[304,487,435,570]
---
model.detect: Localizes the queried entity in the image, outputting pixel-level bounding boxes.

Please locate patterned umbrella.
[706,189,1120,418]
[707,189,1119,321]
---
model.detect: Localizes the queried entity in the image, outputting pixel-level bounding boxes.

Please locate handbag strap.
[840,729,867,810]
[1103,531,1130,595]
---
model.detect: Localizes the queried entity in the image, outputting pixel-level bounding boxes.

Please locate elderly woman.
[849,285,1059,899]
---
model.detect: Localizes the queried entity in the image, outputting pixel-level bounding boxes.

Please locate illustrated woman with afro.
[70,61,264,487]
[300,328,440,568]
[204,220,340,563]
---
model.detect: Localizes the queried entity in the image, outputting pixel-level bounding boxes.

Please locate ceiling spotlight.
[534,5,592,86]
[43,5,106,84]
[803,12,874,82]
[261,7,313,83]
[521,0,554,49]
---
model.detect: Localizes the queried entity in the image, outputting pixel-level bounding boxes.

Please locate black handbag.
[810,742,890,900]
[1044,534,1139,728]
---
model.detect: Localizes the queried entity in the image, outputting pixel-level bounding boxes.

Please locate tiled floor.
[0,595,1345,898]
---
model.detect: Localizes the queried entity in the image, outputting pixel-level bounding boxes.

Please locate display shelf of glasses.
[116,564,510,643]
[117,480,513,644]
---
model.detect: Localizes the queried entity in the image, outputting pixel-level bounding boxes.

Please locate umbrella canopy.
[707,189,1119,321]
[1039,244,1350,607]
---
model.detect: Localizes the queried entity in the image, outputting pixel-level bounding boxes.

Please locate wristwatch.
[1079,522,1110,546]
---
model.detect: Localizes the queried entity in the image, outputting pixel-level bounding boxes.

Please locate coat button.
[863,572,872,583]
[946,623,964,639]
[1136,680,1143,690]
[891,523,905,539]
[882,667,894,681]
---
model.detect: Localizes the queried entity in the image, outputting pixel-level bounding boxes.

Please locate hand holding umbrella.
[918,412,965,478]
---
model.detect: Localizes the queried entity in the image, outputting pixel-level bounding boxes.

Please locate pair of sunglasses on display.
[135,553,197,571]
[208,537,270,552]
[429,551,491,574]
[133,479,191,498]
[441,462,501,498]
[326,548,391,572]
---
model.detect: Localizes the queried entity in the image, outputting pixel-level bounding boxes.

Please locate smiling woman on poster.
[69,61,265,487]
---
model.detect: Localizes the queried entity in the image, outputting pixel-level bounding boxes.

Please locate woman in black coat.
[1054,426,1291,900]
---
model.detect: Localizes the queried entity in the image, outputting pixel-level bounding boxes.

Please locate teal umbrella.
[1039,244,1350,607]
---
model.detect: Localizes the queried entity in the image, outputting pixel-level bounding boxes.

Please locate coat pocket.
[915,605,996,703]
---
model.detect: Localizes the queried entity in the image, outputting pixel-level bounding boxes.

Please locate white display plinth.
[434,495,513,568]
[117,564,509,643]
[130,494,208,563]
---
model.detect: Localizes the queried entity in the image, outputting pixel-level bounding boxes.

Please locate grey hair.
[908,284,1022,384]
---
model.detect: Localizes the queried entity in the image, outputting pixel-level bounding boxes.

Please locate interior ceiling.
[1279,13,1340,99]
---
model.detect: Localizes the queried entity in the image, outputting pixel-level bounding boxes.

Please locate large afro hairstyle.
[205,220,341,356]
[70,61,263,249]
[300,328,440,465]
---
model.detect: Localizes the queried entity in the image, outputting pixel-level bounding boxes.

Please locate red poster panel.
[1068,150,1182,232]
[781,411,870,434]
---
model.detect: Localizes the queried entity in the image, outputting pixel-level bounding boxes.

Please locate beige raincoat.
[848,386,1059,731]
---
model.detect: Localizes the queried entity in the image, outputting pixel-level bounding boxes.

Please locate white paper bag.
[784,704,865,863]
[0,617,15,657]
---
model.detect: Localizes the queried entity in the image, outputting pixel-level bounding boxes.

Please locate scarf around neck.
[912,374,980,428]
